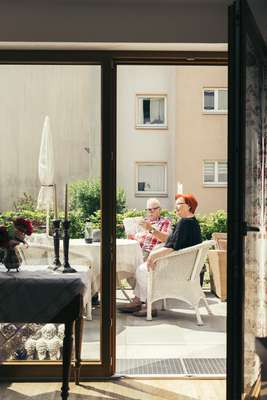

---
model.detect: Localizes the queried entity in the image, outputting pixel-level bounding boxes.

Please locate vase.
[3,247,21,272]
[92,229,101,242]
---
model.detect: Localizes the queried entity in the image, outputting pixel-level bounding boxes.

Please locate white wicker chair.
[17,244,93,320]
[147,240,215,325]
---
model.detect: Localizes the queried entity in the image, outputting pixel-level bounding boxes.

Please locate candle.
[64,184,68,220]
[54,184,58,219]
[177,181,183,194]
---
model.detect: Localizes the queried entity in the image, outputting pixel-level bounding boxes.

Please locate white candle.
[54,184,58,219]
[177,182,183,194]
[64,184,68,220]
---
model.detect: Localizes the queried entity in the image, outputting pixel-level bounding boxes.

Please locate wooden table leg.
[61,320,74,400]
[74,315,84,385]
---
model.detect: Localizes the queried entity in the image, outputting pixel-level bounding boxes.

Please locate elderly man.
[119,193,202,316]
[128,198,171,261]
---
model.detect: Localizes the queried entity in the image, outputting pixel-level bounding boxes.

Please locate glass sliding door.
[0,57,115,379]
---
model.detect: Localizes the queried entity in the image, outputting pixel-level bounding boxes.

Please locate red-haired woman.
[118,193,202,317]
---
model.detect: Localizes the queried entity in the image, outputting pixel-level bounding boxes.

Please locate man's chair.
[208,232,227,301]
[146,240,215,325]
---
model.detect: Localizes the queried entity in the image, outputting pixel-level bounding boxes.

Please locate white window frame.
[135,94,168,129]
[203,160,227,187]
[202,88,228,114]
[135,162,168,197]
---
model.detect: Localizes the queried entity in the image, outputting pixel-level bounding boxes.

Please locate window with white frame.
[203,161,227,186]
[135,162,167,196]
[136,94,167,129]
[203,88,228,113]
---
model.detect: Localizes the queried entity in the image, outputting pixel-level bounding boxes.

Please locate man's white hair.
[146,198,161,208]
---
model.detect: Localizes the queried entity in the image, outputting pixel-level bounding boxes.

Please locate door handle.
[243,222,260,235]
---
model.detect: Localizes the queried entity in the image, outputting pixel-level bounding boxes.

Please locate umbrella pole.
[46,204,50,235]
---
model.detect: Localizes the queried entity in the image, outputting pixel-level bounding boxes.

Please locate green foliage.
[197,210,227,240]
[0,210,47,233]
[67,210,85,239]
[1,191,227,241]
[13,193,36,212]
[88,210,101,228]
[69,179,126,219]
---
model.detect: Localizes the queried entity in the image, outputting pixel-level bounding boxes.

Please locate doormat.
[116,358,226,376]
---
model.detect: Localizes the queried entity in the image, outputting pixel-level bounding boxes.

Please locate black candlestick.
[59,219,76,273]
[52,219,61,270]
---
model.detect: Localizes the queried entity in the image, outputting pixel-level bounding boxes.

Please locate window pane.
[218,89,228,111]
[204,91,215,110]
[218,162,227,183]
[137,96,166,126]
[137,164,166,192]
[149,98,165,124]
[204,162,215,182]
[143,99,150,123]
[0,64,102,363]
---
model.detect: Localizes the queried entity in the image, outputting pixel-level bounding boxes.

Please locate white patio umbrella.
[37,115,55,235]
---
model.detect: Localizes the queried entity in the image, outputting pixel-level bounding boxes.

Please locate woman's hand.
[147,254,157,271]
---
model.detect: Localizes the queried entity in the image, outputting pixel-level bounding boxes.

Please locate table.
[0,267,86,400]
[68,238,143,292]
[26,235,143,293]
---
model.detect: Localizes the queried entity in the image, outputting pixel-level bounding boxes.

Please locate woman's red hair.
[175,193,198,214]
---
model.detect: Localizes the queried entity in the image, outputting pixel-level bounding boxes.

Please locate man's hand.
[140,221,152,232]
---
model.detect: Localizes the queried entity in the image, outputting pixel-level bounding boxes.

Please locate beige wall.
[117,65,177,210]
[0,65,101,211]
[175,66,228,214]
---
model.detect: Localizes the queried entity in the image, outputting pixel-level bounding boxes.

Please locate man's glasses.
[146,207,160,212]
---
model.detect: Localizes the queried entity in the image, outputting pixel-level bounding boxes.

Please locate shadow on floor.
[1,382,199,400]
[78,380,199,400]
[116,309,226,334]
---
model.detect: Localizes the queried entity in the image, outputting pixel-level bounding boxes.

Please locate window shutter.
[218,89,228,111]
[204,162,215,183]
[218,162,227,183]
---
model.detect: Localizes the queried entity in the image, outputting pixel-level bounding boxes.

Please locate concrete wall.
[117,65,176,210]
[0,65,101,211]
[175,65,228,214]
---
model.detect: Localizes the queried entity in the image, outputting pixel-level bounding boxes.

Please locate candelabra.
[52,219,61,270]
[58,219,76,273]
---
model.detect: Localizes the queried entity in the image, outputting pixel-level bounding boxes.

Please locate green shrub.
[85,210,125,238]
[197,210,227,240]
[69,179,126,218]
[0,210,47,233]
[67,210,85,239]
[0,193,227,242]
[13,193,36,212]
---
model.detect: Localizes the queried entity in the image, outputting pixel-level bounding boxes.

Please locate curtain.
[150,98,164,124]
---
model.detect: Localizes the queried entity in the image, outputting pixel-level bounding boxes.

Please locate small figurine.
[25,338,36,360]
[36,338,48,360]
[47,336,61,360]
[41,324,57,340]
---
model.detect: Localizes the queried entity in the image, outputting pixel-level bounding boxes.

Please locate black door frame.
[228,0,267,399]
[0,50,228,381]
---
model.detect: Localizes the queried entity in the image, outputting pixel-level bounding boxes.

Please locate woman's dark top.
[164,217,202,251]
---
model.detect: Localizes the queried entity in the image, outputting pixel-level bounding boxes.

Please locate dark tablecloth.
[0,270,85,323]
